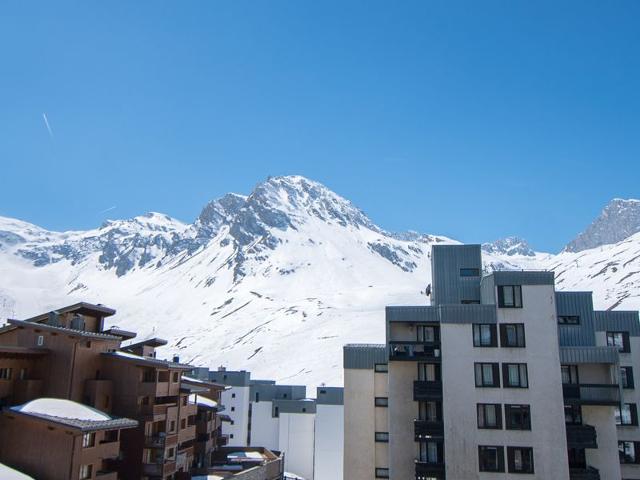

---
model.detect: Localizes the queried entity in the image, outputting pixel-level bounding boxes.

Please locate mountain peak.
[482,236,535,257]
[564,198,640,252]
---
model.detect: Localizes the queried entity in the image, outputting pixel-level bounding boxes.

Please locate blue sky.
[1,1,638,252]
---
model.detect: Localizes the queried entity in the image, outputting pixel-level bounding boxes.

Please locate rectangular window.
[473,324,497,347]
[508,447,534,473]
[375,468,389,478]
[607,331,630,353]
[616,404,638,426]
[477,404,502,429]
[374,432,389,443]
[419,440,442,463]
[82,432,95,448]
[374,397,388,407]
[419,401,441,422]
[475,363,500,387]
[564,405,582,425]
[505,405,531,430]
[497,285,522,308]
[478,446,505,472]
[79,465,92,480]
[500,324,526,347]
[460,268,480,277]
[418,363,440,382]
[417,325,437,343]
[37,335,44,346]
[622,366,635,389]
[561,365,579,384]
[503,363,528,388]
[0,368,12,380]
[374,363,388,373]
[619,441,640,464]
[558,315,580,325]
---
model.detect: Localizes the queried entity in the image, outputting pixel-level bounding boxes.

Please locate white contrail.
[42,113,54,138]
[99,206,117,214]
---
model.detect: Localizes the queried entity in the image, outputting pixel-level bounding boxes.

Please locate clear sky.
[1,1,638,252]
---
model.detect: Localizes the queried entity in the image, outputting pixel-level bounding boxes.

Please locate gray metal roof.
[343,344,387,369]
[489,271,555,286]
[6,408,138,432]
[250,383,306,402]
[273,399,316,416]
[594,311,640,336]
[7,319,121,341]
[386,306,439,323]
[386,304,497,324]
[316,387,343,405]
[102,351,192,370]
[208,369,251,387]
[559,346,619,365]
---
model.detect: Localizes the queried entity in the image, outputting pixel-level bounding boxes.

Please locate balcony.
[95,472,118,480]
[569,467,600,480]
[415,460,445,480]
[563,384,620,406]
[144,433,177,449]
[566,424,597,449]
[141,402,175,418]
[413,381,442,401]
[414,420,444,440]
[142,461,176,477]
[389,342,441,361]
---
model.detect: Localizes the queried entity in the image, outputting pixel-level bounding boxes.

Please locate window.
[500,324,526,347]
[82,432,95,448]
[498,285,522,308]
[170,420,176,432]
[231,407,235,412]
[479,446,504,472]
[374,363,388,373]
[503,363,528,388]
[607,331,630,353]
[622,367,635,389]
[505,405,531,430]
[419,440,442,464]
[619,441,640,464]
[460,268,480,277]
[561,365,579,384]
[417,325,437,343]
[616,404,638,426]
[374,432,389,443]
[473,324,497,347]
[477,404,502,429]
[181,419,186,429]
[475,363,500,387]
[172,372,179,383]
[375,397,389,407]
[19,368,27,380]
[419,401,441,422]
[375,468,389,478]
[508,447,534,473]
[461,299,481,304]
[558,315,580,325]
[231,393,236,398]
[37,335,44,346]
[0,368,12,380]
[565,405,582,425]
[79,464,92,480]
[418,363,440,382]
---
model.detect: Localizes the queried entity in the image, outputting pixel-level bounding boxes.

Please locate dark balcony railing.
[389,342,441,361]
[144,435,167,449]
[569,466,600,480]
[413,381,443,401]
[566,424,597,449]
[414,419,444,440]
[415,460,445,480]
[563,384,620,406]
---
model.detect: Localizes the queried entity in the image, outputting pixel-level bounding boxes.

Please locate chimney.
[173,355,180,363]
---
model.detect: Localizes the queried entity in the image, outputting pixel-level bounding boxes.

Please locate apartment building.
[345,244,637,480]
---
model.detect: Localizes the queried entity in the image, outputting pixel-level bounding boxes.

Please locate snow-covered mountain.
[0,176,638,389]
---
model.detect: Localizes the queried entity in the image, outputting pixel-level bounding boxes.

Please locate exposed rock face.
[482,237,536,257]
[565,199,640,253]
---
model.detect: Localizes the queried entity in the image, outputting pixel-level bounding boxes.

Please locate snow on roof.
[0,463,35,480]
[227,451,264,462]
[188,394,218,409]
[192,475,225,480]
[14,398,110,421]
[284,473,306,480]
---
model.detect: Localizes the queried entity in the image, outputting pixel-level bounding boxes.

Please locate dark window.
[0,368,12,380]
[418,363,440,382]
[497,285,522,308]
[561,365,579,384]
[616,404,638,426]
[417,325,438,343]
[460,268,480,277]
[619,441,640,464]
[478,446,505,472]
[500,324,526,348]
[231,393,236,398]
[375,397,388,407]
[622,367,635,389]
[568,447,586,469]
[375,432,389,443]
[461,299,481,304]
[419,440,443,464]
[419,401,441,422]
[505,405,531,430]
[475,363,500,387]
[607,331,630,353]
[374,363,388,373]
[507,447,534,473]
[558,315,580,325]
[375,468,389,478]
[477,404,502,429]
[502,363,528,388]
[564,405,583,425]
[473,324,497,347]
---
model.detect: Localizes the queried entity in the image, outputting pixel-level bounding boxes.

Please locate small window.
[375,468,389,478]
[564,405,582,425]
[500,324,526,348]
[374,432,389,443]
[231,393,236,399]
[173,372,179,383]
[473,324,497,347]
[558,315,580,325]
[475,363,500,387]
[37,335,44,346]
[619,441,640,464]
[375,397,388,407]
[19,368,27,380]
[419,440,442,464]
[477,404,502,429]
[616,404,638,426]
[417,325,437,343]
[181,419,186,429]
[607,332,630,353]
[79,464,92,480]
[231,406,235,412]
[418,362,440,382]
[505,405,531,430]
[230,433,234,439]
[374,363,388,373]
[419,401,441,422]
[507,447,534,473]
[170,420,176,432]
[478,446,505,472]
[82,432,95,448]
[561,365,579,384]
[0,368,12,380]
[497,285,522,308]
[502,363,528,388]
[622,367,635,389]
[460,268,480,277]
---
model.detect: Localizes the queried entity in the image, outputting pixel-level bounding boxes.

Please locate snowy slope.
[0,176,638,389]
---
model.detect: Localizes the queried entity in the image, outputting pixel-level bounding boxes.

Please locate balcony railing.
[415,460,445,480]
[563,384,620,406]
[144,435,167,449]
[413,381,443,401]
[389,342,440,361]
[414,419,444,440]
[566,424,597,449]
[142,461,176,477]
[569,466,600,480]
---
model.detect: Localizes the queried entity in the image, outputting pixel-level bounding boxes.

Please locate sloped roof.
[102,350,192,370]
[6,319,121,341]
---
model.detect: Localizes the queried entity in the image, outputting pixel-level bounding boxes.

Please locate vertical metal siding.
[594,311,640,336]
[431,244,482,306]
[556,292,596,347]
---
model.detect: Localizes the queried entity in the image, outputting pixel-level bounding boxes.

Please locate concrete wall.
[583,406,621,480]
[314,403,344,480]
[221,386,250,446]
[278,412,315,480]
[250,400,279,450]
[387,361,416,479]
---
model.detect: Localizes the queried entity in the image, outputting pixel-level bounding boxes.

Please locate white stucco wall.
[249,400,279,450]
[279,412,316,480]
[221,386,250,446]
[314,404,344,480]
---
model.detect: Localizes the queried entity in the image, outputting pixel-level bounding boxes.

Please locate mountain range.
[1,175,639,389]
